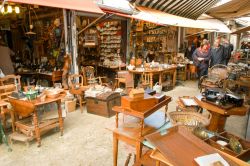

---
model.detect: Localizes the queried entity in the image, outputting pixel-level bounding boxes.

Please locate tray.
[145,126,238,166]
[205,131,250,163]
[201,97,234,110]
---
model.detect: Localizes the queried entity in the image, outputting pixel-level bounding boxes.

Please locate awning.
[231,26,250,34]
[129,0,218,20]
[130,7,231,33]
[207,0,250,20]
[6,0,104,14]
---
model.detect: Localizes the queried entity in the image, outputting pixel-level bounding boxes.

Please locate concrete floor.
[0,80,248,166]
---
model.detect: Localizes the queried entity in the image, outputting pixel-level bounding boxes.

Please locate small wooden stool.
[187,64,197,80]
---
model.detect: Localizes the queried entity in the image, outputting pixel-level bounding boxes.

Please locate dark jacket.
[223,43,233,60]
[192,48,211,69]
[210,45,225,67]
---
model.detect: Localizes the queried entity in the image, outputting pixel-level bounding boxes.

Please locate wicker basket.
[167,111,211,131]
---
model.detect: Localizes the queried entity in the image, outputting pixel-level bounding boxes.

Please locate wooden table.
[110,96,172,166]
[194,95,248,132]
[129,66,177,89]
[17,71,63,86]
[145,126,239,166]
[9,94,65,147]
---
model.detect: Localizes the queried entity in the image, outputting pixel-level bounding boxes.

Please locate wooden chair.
[141,73,150,89]
[199,64,230,92]
[68,74,88,113]
[115,70,133,92]
[0,75,21,131]
[187,64,197,80]
[82,66,106,86]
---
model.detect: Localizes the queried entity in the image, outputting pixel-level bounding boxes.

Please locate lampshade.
[7,5,12,13]
[0,5,4,13]
[15,6,20,14]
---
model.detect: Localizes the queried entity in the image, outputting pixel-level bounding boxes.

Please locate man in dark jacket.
[210,38,225,67]
[222,37,234,65]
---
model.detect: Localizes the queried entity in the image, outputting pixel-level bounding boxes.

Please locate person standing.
[210,38,225,67]
[222,37,234,65]
[192,39,211,82]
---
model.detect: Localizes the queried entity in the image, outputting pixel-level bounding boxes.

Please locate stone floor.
[0,80,248,166]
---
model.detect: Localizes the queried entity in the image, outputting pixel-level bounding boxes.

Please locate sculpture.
[62,54,71,89]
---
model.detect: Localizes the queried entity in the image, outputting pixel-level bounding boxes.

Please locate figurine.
[62,54,71,89]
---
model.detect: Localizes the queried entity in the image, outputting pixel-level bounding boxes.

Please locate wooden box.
[205,131,250,164]
[86,92,121,117]
[121,94,157,112]
[129,88,144,99]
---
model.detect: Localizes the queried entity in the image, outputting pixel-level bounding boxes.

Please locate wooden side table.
[110,96,172,166]
[194,95,248,132]
[9,94,65,147]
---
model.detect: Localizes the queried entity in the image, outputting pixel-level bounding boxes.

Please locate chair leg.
[79,95,83,113]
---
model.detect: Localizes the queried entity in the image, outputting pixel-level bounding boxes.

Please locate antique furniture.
[62,54,71,89]
[204,131,250,164]
[0,100,12,151]
[115,70,133,91]
[129,66,177,89]
[176,64,187,81]
[194,95,248,132]
[199,64,230,92]
[68,74,88,113]
[141,73,150,89]
[167,111,211,131]
[86,92,121,117]
[0,75,21,131]
[186,64,197,80]
[109,95,172,166]
[176,96,201,112]
[8,94,65,147]
[145,126,238,166]
[17,71,63,87]
[82,66,106,86]
[0,75,21,101]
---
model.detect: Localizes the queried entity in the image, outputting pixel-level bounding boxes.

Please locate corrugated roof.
[129,0,218,19]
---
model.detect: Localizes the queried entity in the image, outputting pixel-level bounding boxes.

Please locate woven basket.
[167,111,211,131]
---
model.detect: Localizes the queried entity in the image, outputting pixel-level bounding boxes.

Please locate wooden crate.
[86,92,121,117]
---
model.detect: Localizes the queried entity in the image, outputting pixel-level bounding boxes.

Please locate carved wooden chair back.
[0,75,21,101]
[68,74,84,91]
[141,73,150,88]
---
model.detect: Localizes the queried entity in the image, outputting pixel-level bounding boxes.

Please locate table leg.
[10,110,15,133]
[173,69,177,87]
[113,132,118,166]
[33,110,41,147]
[57,100,64,136]
[115,113,118,128]
[156,160,160,166]
[159,73,162,85]
[135,141,142,162]
[207,111,227,132]
[150,73,153,89]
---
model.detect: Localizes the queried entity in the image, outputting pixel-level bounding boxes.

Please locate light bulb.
[7,5,12,13]
[15,6,20,14]
[0,5,4,13]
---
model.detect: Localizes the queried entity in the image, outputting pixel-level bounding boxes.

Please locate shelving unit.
[97,21,123,67]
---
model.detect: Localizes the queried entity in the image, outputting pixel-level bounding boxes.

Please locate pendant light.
[25,7,36,35]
